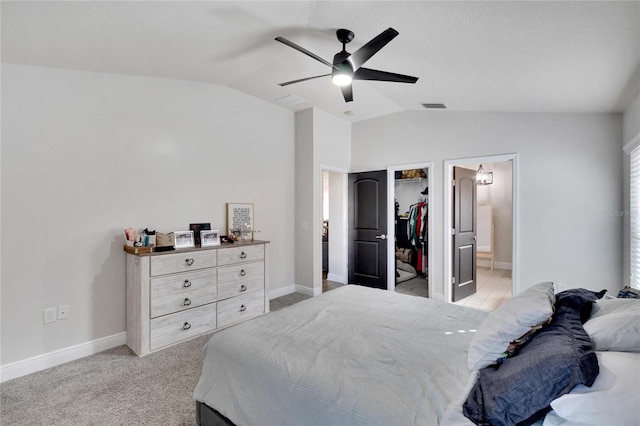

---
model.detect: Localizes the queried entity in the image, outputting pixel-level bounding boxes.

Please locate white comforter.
[194,285,488,426]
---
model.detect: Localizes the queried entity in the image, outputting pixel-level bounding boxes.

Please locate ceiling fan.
[275,27,419,102]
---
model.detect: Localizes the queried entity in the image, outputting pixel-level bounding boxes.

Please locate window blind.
[631,145,640,289]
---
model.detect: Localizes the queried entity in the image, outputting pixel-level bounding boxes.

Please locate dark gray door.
[348,170,387,289]
[452,166,477,301]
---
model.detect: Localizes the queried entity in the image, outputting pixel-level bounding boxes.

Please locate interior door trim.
[443,154,519,303]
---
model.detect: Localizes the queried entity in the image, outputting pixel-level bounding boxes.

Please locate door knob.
[375,234,387,240]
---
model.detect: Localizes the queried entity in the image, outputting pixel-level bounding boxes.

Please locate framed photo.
[173,231,195,249]
[227,203,254,240]
[190,223,211,246]
[201,230,221,247]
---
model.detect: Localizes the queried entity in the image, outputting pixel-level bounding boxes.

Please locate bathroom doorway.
[445,155,517,310]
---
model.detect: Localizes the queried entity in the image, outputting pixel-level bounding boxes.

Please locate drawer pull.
[183,280,192,288]
[185,258,195,266]
[240,304,247,312]
[182,322,192,330]
[183,298,192,306]
[240,284,247,292]
[240,269,247,277]
[240,251,247,259]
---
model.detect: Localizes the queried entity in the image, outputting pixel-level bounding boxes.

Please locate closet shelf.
[395,178,425,183]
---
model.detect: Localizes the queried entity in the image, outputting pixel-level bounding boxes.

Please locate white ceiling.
[2,1,639,122]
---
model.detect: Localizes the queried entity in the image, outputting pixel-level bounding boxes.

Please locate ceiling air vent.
[275,94,307,108]
[421,103,447,109]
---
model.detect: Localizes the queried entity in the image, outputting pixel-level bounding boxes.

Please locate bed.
[193,284,640,426]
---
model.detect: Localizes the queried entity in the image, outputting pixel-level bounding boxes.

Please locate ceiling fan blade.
[348,28,399,69]
[275,37,337,70]
[278,74,331,87]
[353,67,418,84]
[341,85,353,102]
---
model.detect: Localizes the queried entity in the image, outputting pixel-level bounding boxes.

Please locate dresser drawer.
[217,290,265,329]
[217,244,264,266]
[151,284,217,318]
[149,303,216,351]
[151,269,217,298]
[217,262,264,300]
[150,250,217,276]
[218,261,264,284]
[218,277,263,301]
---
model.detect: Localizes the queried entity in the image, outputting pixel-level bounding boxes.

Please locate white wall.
[294,109,315,293]
[1,64,296,365]
[294,108,350,294]
[623,91,640,145]
[352,111,623,297]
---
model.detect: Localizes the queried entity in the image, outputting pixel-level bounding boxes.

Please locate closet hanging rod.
[409,200,428,208]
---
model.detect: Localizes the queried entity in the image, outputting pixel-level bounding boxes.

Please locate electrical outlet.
[58,305,70,320]
[44,308,57,324]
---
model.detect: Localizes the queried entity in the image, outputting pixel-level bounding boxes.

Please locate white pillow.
[591,297,639,317]
[549,351,640,425]
[467,281,555,371]
[584,299,640,352]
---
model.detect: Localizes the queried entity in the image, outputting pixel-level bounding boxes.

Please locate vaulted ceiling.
[2,1,639,122]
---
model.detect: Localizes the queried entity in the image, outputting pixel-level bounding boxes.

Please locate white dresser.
[126,241,269,356]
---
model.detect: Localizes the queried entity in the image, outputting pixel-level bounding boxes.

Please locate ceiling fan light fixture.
[332,73,352,86]
[332,60,353,86]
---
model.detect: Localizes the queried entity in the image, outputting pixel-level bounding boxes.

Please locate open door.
[348,170,387,289]
[452,166,477,301]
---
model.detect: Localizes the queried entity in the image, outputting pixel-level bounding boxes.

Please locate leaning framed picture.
[201,230,221,247]
[227,203,254,240]
[190,223,211,246]
[173,231,195,249]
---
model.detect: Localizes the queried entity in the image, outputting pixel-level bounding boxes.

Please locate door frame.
[386,162,433,297]
[318,165,350,295]
[443,154,519,303]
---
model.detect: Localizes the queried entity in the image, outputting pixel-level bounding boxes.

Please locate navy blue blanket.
[463,289,605,426]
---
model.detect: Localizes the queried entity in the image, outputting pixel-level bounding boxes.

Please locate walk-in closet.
[394,168,429,297]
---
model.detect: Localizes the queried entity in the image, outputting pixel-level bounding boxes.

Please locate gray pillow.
[467,282,555,371]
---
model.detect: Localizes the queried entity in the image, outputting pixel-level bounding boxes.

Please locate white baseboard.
[295,284,320,297]
[326,273,347,283]
[431,292,445,301]
[0,332,126,383]
[269,284,296,299]
[477,260,512,270]
[269,283,324,299]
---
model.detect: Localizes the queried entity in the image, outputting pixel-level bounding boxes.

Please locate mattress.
[194,285,488,426]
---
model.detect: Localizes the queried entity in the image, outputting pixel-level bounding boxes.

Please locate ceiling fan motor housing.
[336,29,355,44]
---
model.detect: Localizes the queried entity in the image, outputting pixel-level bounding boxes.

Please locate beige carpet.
[1,335,209,426]
[1,294,304,426]
[395,276,429,298]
